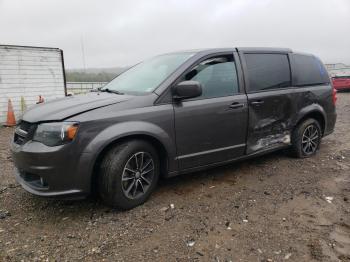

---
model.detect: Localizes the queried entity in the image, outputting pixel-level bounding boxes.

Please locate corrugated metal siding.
[0,45,65,124]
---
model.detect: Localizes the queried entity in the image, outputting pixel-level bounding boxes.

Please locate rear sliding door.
[240,51,296,154]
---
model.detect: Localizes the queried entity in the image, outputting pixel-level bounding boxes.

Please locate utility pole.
[81,36,86,73]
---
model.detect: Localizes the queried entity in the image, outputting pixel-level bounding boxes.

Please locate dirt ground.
[0,93,349,262]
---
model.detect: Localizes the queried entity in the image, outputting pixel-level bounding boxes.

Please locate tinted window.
[291,54,329,86]
[245,53,291,92]
[183,55,239,99]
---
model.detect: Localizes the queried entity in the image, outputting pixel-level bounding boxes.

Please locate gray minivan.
[11,48,337,209]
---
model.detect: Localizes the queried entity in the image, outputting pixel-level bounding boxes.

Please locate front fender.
[83,120,177,172]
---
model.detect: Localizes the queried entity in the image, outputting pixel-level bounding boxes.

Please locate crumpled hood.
[23,92,132,123]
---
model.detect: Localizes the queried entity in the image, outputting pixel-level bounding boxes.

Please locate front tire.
[98,140,160,210]
[291,118,322,158]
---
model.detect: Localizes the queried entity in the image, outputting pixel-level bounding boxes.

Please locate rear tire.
[291,118,322,158]
[98,140,160,210]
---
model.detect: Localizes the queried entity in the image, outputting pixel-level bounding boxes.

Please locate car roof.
[236,47,292,53]
[168,47,293,56]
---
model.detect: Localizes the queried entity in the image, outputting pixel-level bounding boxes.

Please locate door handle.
[250,100,264,105]
[229,102,245,109]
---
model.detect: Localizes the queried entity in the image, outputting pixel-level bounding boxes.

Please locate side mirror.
[173,81,202,100]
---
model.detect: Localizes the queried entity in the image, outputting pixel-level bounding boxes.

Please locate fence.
[66,82,108,95]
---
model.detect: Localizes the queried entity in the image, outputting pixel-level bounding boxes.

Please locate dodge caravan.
[11,48,337,209]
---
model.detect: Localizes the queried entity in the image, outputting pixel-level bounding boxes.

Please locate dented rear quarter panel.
[293,85,336,135]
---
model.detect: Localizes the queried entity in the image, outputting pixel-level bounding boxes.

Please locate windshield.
[102,52,194,95]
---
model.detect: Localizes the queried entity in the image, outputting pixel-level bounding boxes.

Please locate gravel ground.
[0,93,349,262]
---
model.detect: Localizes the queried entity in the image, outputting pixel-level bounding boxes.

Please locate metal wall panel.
[0,45,66,124]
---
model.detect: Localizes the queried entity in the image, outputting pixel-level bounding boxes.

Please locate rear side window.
[245,53,291,92]
[291,54,329,86]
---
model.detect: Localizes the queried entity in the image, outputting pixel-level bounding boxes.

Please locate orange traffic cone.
[36,95,45,104]
[5,99,16,127]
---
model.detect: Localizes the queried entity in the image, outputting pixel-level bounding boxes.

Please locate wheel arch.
[295,107,326,136]
[89,130,172,194]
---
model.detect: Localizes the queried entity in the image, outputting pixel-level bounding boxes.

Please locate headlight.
[33,122,79,146]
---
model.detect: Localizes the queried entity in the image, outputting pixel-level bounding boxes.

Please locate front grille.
[14,121,37,145]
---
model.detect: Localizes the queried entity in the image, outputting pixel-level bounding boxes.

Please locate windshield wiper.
[100,88,124,95]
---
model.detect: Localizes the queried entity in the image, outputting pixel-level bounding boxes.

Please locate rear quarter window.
[290,54,330,86]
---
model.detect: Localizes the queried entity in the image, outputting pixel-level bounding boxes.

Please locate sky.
[0,0,349,69]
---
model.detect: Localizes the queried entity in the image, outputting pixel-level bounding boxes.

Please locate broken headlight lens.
[33,122,79,146]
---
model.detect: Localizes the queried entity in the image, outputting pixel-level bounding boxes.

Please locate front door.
[173,54,248,170]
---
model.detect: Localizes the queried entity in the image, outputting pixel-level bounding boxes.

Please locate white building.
[0,45,66,124]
